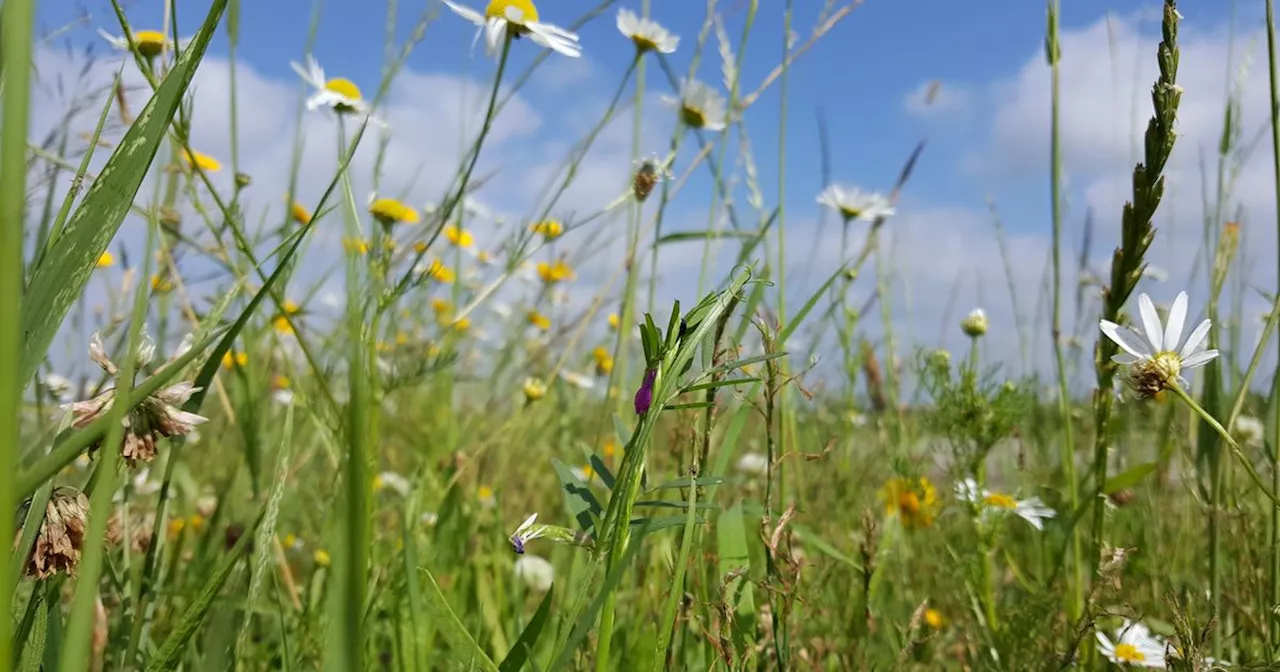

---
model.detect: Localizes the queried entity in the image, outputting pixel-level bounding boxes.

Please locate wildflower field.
[6,0,1280,669]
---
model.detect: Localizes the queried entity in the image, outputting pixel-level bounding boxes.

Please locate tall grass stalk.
[1045,0,1084,620]
[1266,0,1280,651]
[0,0,36,663]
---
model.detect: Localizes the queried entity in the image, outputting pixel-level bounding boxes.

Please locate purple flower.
[634,367,656,416]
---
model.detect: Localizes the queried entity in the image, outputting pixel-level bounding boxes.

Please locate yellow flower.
[445,225,475,248]
[273,375,291,389]
[536,260,574,283]
[414,241,429,254]
[369,197,420,225]
[167,518,186,539]
[877,476,938,530]
[395,331,410,346]
[282,300,301,315]
[187,514,207,533]
[593,345,614,375]
[183,149,222,173]
[477,484,495,503]
[523,377,547,402]
[607,313,619,330]
[118,29,171,58]
[222,351,249,369]
[477,250,492,264]
[151,274,173,293]
[273,316,294,334]
[924,608,944,629]
[528,310,551,331]
[282,533,299,549]
[424,259,456,283]
[602,441,617,459]
[314,549,331,567]
[532,220,563,240]
[96,251,115,268]
[432,298,454,317]
[343,237,370,255]
[452,317,472,333]
[290,201,312,225]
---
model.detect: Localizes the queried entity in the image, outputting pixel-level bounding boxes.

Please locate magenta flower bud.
[634,368,656,416]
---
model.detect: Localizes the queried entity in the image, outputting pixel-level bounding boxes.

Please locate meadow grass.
[5,0,1280,670]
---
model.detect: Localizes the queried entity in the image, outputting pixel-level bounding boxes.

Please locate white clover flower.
[1099,291,1219,399]
[513,554,555,592]
[663,79,728,131]
[290,55,387,126]
[616,9,678,53]
[1096,620,1167,668]
[735,452,768,475]
[817,185,896,223]
[443,0,581,59]
[955,479,1056,531]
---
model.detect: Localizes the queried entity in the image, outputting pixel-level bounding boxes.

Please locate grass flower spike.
[1099,291,1218,399]
[817,185,895,223]
[443,0,582,58]
[616,9,679,54]
[956,479,1056,531]
[1096,620,1167,667]
[664,79,728,131]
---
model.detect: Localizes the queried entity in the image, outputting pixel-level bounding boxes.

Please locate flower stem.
[1168,382,1280,506]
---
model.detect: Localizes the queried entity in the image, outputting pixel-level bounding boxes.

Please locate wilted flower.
[514,554,555,591]
[1099,291,1218,399]
[67,332,209,466]
[616,9,679,53]
[443,0,581,58]
[961,308,988,337]
[17,487,90,579]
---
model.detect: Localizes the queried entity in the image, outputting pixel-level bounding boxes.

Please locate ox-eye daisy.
[956,479,1056,531]
[1099,291,1218,399]
[663,79,728,131]
[443,0,581,59]
[1096,620,1167,668]
[616,9,678,53]
[291,56,387,126]
[817,185,895,223]
[99,28,189,59]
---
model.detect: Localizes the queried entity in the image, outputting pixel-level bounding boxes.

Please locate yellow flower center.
[608,313,619,329]
[1127,350,1183,399]
[131,30,170,58]
[982,493,1017,510]
[273,316,294,334]
[314,550,331,567]
[432,298,454,316]
[369,198,420,225]
[485,0,539,24]
[283,300,301,315]
[523,378,547,401]
[478,485,495,500]
[325,77,364,109]
[425,260,456,283]
[445,226,475,248]
[839,206,864,220]
[631,35,659,52]
[96,251,115,268]
[532,220,563,239]
[343,237,370,255]
[528,311,551,331]
[680,105,707,129]
[536,260,574,283]
[183,150,222,172]
[1113,643,1145,663]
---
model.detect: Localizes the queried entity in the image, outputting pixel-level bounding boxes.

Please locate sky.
[26,0,1280,396]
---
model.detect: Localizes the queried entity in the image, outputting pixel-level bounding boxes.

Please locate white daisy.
[816,185,896,223]
[955,478,1056,531]
[513,554,555,592]
[560,370,596,390]
[1099,291,1219,399]
[374,471,411,496]
[663,79,728,131]
[443,0,581,59]
[290,55,387,125]
[1096,620,1167,668]
[98,28,190,59]
[616,9,679,53]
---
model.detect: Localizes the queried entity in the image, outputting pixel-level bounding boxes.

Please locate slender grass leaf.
[497,585,554,672]
[1103,461,1158,495]
[417,566,500,672]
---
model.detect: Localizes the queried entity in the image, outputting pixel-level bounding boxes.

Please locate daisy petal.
[1111,352,1141,365]
[484,17,506,56]
[444,0,486,25]
[1138,293,1163,352]
[1181,349,1219,369]
[1100,320,1152,358]
[1180,319,1212,358]
[1163,291,1188,352]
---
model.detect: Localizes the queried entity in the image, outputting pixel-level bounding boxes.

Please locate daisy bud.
[960,308,988,337]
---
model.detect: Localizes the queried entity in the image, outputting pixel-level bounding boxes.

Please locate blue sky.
[30,1,1280,389]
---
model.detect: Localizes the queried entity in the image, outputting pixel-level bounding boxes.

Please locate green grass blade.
[18,0,229,387]
[497,586,555,672]
[418,565,500,671]
[777,262,846,346]
[650,474,698,670]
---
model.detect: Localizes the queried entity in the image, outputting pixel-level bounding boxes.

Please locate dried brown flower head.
[16,487,90,579]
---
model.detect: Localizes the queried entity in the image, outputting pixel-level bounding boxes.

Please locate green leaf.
[551,458,603,533]
[645,476,729,492]
[1103,461,1158,495]
[19,0,229,387]
[791,524,862,572]
[497,585,554,672]
[656,230,755,245]
[147,506,263,671]
[778,262,847,345]
[417,566,500,672]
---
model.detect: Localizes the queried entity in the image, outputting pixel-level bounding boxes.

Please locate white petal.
[484,17,507,56]
[443,0,487,26]
[1181,349,1219,369]
[1111,352,1141,365]
[1138,294,1164,352]
[528,23,582,57]
[1180,319,1212,358]
[1100,320,1152,358]
[1163,291,1188,352]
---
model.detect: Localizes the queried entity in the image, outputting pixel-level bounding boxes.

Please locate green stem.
[1168,383,1279,505]
[1263,0,1280,650]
